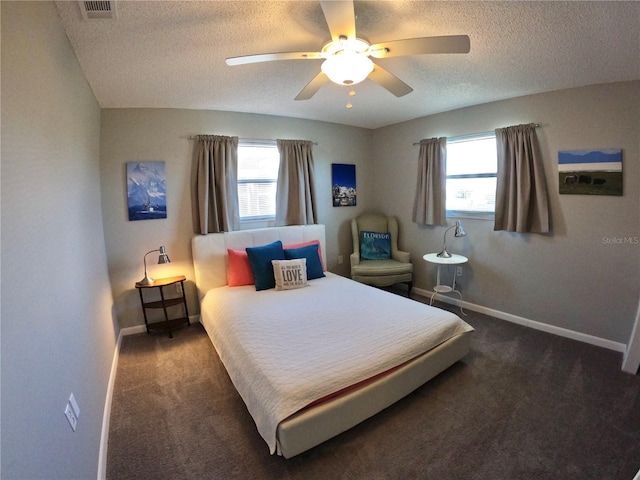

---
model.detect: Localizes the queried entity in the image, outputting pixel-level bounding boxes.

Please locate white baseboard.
[97,329,124,480]
[413,287,627,354]
[118,315,202,337]
[119,324,148,336]
[621,301,640,374]
[96,315,200,479]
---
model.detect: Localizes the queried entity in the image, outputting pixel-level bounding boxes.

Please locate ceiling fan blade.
[368,63,413,97]
[226,51,323,66]
[320,0,356,41]
[369,35,471,58]
[295,72,330,101]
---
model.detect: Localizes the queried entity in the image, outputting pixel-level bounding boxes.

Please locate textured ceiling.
[54,1,640,129]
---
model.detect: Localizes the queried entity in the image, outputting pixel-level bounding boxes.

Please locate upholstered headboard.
[191,224,327,300]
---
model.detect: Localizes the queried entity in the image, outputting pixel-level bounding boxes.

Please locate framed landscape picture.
[558,149,622,196]
[332,163,356,207]
[127,161,167,220]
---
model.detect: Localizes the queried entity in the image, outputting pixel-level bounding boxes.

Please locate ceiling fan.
[225,0,470,101]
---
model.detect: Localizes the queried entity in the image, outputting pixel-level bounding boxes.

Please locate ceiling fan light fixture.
[321,51,373,86]
[226,2,470,101]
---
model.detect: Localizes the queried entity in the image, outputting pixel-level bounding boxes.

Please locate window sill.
[240,218,276,230]
[446,211,494,221]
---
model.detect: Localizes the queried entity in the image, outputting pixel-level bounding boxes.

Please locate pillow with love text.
[271,258,308,291]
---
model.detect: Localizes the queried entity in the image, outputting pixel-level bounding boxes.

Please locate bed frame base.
[276,331,471,458]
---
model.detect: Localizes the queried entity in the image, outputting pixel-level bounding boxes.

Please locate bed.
[192,224,473,458]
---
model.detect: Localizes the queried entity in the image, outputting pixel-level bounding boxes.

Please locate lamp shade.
[158,245,170,264]
[321,51,374,86]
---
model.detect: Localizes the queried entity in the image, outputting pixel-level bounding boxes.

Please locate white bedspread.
[200,273,473,454]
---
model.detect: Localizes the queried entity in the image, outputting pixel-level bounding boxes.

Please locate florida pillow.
[272,258,307,290]
[360,231,391,260]
[245,240,285,291]
[284,243,325,280]
[227,249,254,287]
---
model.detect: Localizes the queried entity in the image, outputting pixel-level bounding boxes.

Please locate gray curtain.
[412,137,447,225]
[494,124,550,233]
[275,139,318,226]
[192,135,239,233]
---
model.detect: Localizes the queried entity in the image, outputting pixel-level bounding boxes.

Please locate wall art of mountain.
[127,161,167,220]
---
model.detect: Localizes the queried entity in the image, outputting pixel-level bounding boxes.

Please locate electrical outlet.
[338,255,343,264]
[456,266,463,276]
[175,282,182,295]
[64,403,78,431]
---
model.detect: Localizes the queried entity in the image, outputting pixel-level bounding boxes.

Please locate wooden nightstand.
[135,275,190,338]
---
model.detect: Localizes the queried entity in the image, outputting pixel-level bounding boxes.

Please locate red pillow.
[284,240,325,271]
[227,249,254,286]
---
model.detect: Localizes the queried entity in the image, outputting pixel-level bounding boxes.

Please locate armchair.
[350,213,413,296]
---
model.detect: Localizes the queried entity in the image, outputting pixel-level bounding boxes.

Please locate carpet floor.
[106,297,640,480]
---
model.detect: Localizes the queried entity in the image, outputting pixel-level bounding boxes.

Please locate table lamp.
[139,246,170,285]
[437,221,466,258]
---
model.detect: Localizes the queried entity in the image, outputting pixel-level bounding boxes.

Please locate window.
[237,141,279,220]
[446,134,497,216]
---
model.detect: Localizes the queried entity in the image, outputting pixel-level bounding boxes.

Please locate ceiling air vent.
[79,1,117,20]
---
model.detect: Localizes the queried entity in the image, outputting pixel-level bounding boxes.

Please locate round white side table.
[423,253,468,315]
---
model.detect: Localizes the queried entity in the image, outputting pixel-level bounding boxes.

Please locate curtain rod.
[189,135,318,145]
[412,123,540,145]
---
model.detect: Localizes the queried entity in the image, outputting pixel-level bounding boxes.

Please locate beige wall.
[99,109,374,328]
[1,2,117,478]
[371,81,640,345]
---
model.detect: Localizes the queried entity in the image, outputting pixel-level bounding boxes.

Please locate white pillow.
[271,258,307,291]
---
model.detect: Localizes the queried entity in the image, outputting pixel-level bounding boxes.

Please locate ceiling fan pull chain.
[346,86,355,109]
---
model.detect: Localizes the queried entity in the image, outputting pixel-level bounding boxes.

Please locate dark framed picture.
[558,149,622,196]
[127,161,167,220]
[332,163,356,207]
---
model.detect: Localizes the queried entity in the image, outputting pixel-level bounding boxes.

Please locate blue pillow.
[360,231,391,260]
[284,244,325,280]
[245,241,285,291]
